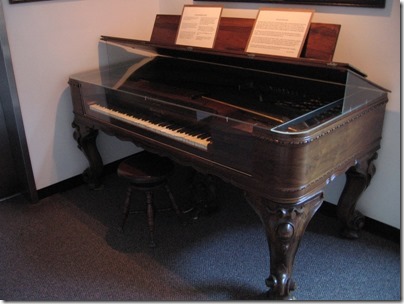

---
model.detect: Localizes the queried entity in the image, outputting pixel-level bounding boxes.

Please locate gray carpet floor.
[0,169,400,301]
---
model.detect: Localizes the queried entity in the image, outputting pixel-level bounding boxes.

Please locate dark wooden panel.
[150,15,181,46]
[214,17,255,53]
[301,23,341,62]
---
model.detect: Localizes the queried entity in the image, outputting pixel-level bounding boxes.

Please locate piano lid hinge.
[327,62,338,67]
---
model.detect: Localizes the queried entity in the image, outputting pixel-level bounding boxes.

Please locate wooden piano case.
[69,14,388,300]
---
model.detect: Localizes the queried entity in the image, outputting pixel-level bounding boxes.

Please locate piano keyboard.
[89,103,211,151]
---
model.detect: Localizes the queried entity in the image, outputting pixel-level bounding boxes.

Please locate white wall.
[2,0,400,228]
[2,0,159,191]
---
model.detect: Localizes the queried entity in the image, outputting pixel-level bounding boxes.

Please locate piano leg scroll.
[72,121,104,190]
[337,153,378,239]
[245,192,323,300]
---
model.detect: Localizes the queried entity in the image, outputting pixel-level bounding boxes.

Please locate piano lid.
[72,36,387,137]
[101,34,366,83]
[100,13,391,92]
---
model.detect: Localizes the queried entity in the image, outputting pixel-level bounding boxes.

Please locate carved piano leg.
[337,153,378,239]
[72,121,104,189]
[245,192,323,300]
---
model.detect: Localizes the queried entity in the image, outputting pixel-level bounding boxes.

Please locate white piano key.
[89,103,211,151]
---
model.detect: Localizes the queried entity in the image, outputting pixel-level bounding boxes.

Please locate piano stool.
[117,150,182,247]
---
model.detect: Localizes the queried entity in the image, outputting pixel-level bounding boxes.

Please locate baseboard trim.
[37,169,399,244]
[319,201,400,243]
[37,159,122,200]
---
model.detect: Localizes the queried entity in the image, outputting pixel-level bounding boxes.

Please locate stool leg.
[121,186,133,232]
[146,191,156,248]
[164,185,181,217]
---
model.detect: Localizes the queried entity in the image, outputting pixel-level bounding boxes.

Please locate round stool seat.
[117,150,181,247]
[117,151,174,186]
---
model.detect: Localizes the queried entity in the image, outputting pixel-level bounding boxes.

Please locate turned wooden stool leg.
[146,191,156,248]
[121,186,133,232]
[164,185,181,217]
[117,151,181,247]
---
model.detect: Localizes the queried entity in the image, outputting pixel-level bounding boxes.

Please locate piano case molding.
[150,14,341,62]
